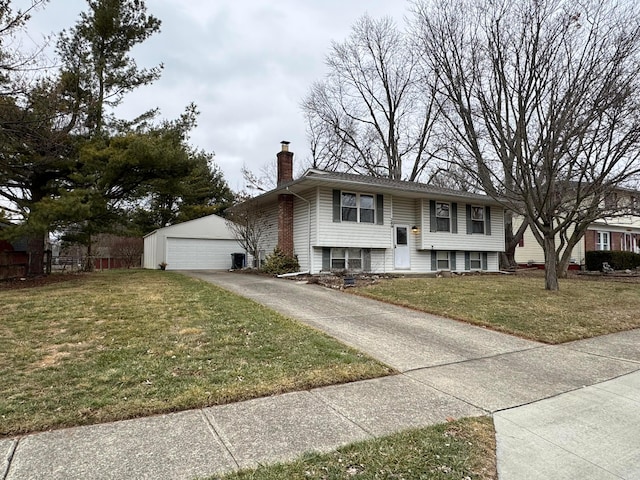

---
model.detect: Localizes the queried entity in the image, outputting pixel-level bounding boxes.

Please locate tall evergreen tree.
[57,0,162,136]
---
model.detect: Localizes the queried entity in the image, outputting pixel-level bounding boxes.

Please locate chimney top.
[280,140,290,152]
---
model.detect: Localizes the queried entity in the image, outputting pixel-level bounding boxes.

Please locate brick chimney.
[277,141,294,257]
[277,141,293,185]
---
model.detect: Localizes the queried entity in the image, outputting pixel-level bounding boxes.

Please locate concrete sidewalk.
[3,272,639,479]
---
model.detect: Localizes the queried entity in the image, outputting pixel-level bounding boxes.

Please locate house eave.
[232,170,503,208]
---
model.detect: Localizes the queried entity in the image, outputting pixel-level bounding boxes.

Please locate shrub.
[585,250,640,271]
[262,247,300,275]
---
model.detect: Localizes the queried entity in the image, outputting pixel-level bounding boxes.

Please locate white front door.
[394,225,411,269]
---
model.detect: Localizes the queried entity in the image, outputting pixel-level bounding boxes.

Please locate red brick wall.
[585,230,596,251]
[278,194,294,257]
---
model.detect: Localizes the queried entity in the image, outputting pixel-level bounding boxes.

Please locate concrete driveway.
[186,271,640,479]
[186,271,540,373]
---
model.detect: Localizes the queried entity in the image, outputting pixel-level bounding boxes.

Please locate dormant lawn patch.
[0,270,392,437]
[356,274,640,344]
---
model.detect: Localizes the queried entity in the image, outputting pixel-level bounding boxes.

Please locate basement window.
[331,248,363,271]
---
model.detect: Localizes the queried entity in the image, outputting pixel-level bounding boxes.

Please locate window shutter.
[332,190,341,223]
[465,252,470,270]
[485,206,492,235]
[451,202,458,234]
[482,252,488,270]
[363,248,371,271]
[431,250,437,270]
[450,252,457,270]
[322,247,331,271]
[466,204,472,234]
[376,195,384,225]
[430,200,437,232]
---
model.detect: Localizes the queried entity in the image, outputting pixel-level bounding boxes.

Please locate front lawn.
[0,270,392,437]
[356,274,640,343]
[210,417,496,480]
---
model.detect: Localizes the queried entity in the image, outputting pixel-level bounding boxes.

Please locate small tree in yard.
[110,237,143,268]
[225,201,271,269]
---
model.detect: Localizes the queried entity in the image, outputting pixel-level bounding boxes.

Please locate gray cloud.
[16,0,409,192]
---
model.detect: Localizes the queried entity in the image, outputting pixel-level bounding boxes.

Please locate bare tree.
[412,0,640,290]
[302,14,442,181]
[225,200,272,269]
[109,236,143,269]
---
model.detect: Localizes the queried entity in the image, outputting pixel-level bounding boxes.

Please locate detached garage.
[143,214,244,270]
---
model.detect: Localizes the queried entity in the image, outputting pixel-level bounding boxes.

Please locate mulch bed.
[0,273,86,290]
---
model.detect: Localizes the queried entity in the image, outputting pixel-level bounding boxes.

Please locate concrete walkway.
[3,272,639,479]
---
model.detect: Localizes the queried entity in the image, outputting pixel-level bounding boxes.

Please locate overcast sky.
[16,0,410,192]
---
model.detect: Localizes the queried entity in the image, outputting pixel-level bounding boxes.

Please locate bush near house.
[262,247,300,275]
[585,250,640,271]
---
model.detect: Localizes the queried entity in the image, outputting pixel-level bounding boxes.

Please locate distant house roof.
[240,168,501,206]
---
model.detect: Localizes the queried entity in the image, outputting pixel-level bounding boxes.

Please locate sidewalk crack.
[2,438,19,480]
[199,410,240,470]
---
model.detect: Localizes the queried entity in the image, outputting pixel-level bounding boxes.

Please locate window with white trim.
[347,248,362,269]
[469,252,482,269]
[596,231,610,251]
[341,192,375,223]
[331,248,363,271]
[471,206,485,234]
[331,248,346,269]
[436,251,450,269]
[435,202,450,232]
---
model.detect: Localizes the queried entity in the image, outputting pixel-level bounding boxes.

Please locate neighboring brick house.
[233,142,506,274]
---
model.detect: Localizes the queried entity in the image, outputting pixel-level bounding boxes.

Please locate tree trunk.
[84,235,94,272]
[500,211,525,270]
[543,235,559,291]
[27,234,45,276]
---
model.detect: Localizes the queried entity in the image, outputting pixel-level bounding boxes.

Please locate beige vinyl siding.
[513,217,585,265]
[419,199,505,252]
[316,187,392,248]
[259,203,279,260]
[292,189,317,271]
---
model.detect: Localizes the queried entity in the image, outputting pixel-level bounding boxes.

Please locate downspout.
[286,187,312,273]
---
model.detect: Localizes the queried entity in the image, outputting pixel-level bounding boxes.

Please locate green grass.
[356,274,640,343]
[0,270,393,437]
[208,417,496,480]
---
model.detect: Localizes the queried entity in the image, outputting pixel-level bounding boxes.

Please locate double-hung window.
[471,206,485,234]
[341,192,375,223]
[330,248,363,271]
[435,202,450,232]
[469,252,482,269]
[596,231,610,251]
[341,193,357,222]
[331,248,346,269]
[436,251,450,269]
[347,248,362,269]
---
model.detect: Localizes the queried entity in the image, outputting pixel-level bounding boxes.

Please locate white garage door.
[166,238,243,270]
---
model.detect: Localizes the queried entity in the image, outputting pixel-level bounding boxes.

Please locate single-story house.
[143,214,244,270]
[235,142,506,274]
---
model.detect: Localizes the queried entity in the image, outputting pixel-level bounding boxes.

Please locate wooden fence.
[0,251,29,280]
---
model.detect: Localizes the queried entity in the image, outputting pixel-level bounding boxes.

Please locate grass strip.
[208,417,496,480]
[0,270,392,437]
